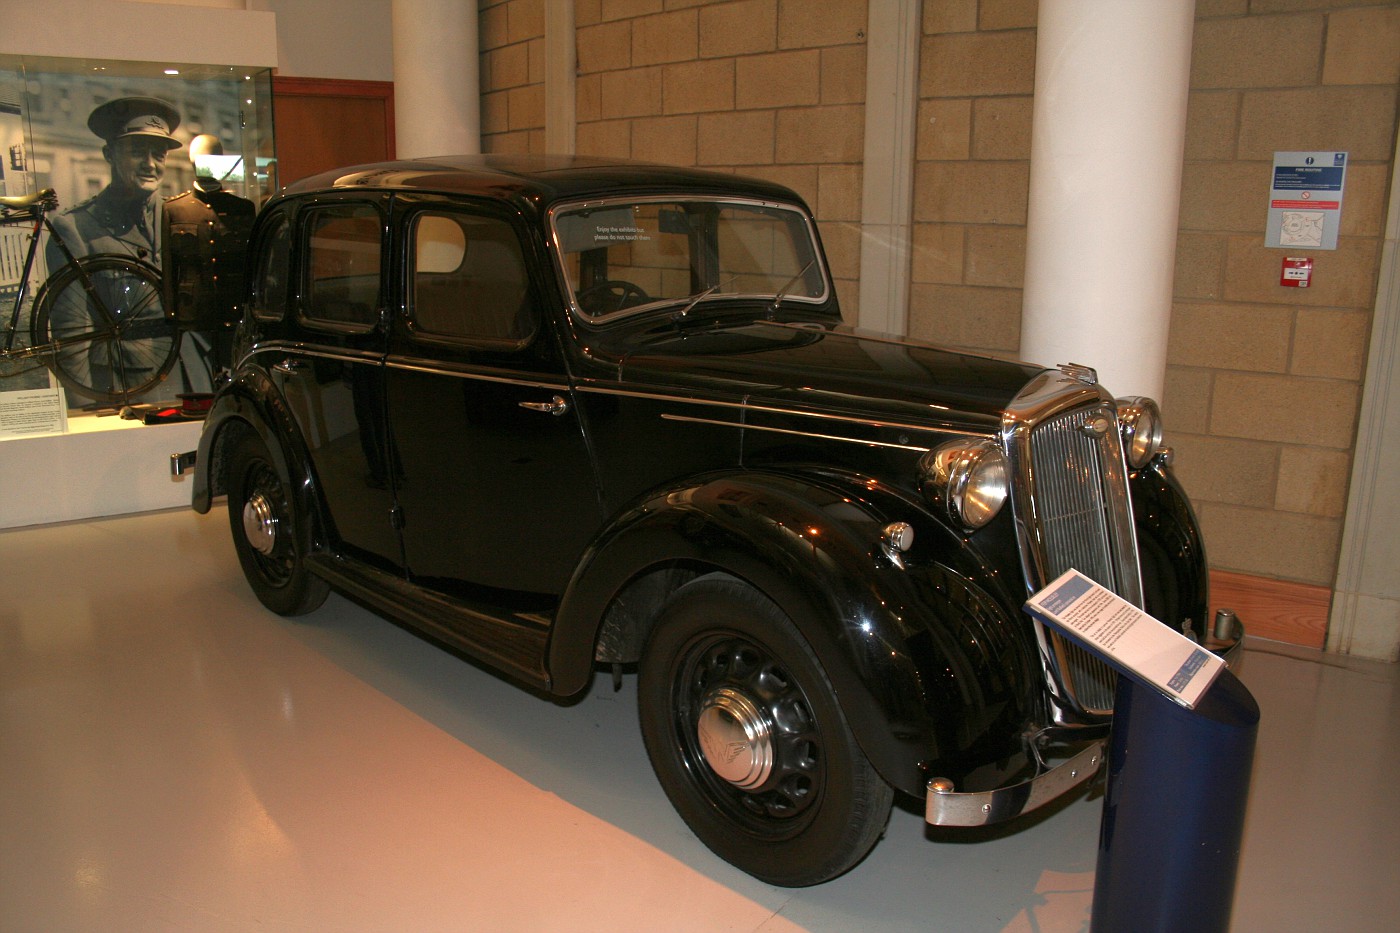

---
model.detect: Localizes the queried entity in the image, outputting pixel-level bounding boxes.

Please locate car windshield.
[552,198,828,321]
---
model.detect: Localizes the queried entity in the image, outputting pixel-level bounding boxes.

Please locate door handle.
[519,395,569,417]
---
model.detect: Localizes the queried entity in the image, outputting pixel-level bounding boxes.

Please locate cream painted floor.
[1,507,1396,932]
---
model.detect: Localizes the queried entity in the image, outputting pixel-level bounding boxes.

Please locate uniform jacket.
[161,180,256,329]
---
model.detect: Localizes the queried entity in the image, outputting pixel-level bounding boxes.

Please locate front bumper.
[925,740,1104,827]
[925,609,1247,827]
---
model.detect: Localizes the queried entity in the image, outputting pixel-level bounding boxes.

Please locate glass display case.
[0,54,274,425]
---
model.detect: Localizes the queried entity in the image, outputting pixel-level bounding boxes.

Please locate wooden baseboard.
[1209,569,1330,650]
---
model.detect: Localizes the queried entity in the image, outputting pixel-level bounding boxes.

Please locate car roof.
[279,154,809,216]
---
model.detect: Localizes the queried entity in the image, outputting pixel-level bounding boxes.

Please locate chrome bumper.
[925,740,1104,827]
[924,611,1246,828]
[171,450,197,477]
[1210,608,1247,670]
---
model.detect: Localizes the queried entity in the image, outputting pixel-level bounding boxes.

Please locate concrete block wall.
[1169,1,1399,589]
[910,1,1035,355]
[480,0,547,154]
[481,0,870,307]
[476,0,1400,625]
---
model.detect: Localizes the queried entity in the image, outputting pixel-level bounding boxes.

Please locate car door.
[270,195,402,572]
[384,197,601,599]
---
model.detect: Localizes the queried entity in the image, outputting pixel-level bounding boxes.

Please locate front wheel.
[31,255,179,404]
[226,430,329,616]
[638,576,893,886]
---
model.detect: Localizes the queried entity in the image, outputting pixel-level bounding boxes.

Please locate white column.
[857,0,921,335]
[1329,117,1400,662]
[1021,0,1196,400]
[545,1,577,154]
[391,0,480,158]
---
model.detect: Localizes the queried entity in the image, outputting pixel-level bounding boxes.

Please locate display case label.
[1025,569,1225,709]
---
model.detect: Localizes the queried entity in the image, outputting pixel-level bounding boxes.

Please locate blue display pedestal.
[1091,668,1259,933]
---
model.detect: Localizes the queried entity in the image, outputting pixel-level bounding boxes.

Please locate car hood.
[599,319,1044,434]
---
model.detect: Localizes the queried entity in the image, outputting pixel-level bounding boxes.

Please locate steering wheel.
[578,279,650,314]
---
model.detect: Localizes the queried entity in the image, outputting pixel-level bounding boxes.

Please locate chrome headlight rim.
[919,439,1010,532]
[1116,396,1164,469]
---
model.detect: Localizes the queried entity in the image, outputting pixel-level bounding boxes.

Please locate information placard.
[0,385,69,440]
[1025,569,1224,709]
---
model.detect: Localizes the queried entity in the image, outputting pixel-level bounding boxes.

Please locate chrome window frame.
[546,195,831,325]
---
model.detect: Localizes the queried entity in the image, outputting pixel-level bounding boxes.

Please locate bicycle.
[1,188,179,405]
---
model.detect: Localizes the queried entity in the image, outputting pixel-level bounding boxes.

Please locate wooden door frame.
[271,76,396,160]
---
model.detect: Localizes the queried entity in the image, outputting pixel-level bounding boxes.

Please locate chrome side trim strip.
[659,413,932,452]
[385,356,569,392]
[925,740,1104,827]
[249,342,992,443]
[246,341,383,366]
[577,384,994,440]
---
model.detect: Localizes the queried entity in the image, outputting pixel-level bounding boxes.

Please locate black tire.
[226,430,330,616]
[638,575,893,886]
[31,255,179,404]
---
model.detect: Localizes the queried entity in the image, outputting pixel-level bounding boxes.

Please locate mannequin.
[161,134,256,372]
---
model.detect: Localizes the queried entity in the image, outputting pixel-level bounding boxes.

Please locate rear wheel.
[32,255,179,403]
[638,576,893,886]
[226,430,329,616]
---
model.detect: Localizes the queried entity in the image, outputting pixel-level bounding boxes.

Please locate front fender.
[1131,452,1210,643]
[550,470,1041,797]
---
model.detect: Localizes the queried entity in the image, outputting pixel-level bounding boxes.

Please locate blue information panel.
[1265,151,1347,250]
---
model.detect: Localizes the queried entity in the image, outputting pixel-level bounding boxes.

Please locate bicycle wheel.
[31,255,179,404]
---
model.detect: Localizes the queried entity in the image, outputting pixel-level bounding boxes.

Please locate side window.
[250,211,290,321]
[302,204,383,331]
[410,211,533,344]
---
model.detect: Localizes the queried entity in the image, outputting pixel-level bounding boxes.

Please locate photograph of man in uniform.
[44,96,182,274]
[40,96,226,403]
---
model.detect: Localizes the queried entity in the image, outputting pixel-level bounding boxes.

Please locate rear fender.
[550,471,1041,796]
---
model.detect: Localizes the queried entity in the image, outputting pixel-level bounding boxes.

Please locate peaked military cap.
[88,96,183,150]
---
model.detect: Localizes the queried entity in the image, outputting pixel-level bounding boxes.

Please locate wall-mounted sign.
[1265,151,1346,251]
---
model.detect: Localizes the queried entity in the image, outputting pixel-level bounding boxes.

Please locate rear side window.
[410,211,533,345]
[302,204,383,331]
[250,211,290,321]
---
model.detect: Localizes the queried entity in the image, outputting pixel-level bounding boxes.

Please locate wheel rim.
[242,490,279,556]
[240,459,294,587]
[675,632,823,835]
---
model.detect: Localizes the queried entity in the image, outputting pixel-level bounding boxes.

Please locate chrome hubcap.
[696,687,774,789]
[242,492,278,556]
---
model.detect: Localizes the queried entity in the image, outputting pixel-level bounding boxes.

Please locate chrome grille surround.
[1003,369,1144,720]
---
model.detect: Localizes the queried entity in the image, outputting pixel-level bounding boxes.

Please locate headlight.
[919,440,1009,531]
[1116,396,1164,469]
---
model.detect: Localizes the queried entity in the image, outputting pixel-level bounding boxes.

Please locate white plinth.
[0,413,203,529]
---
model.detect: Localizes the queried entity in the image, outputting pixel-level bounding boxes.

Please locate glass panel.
[552,199,826,320]
[304,206,382,330]
[0,54,275,408]
[251,212,290,321]
[411,211,532,343]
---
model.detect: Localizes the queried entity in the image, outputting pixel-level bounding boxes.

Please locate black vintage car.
[176,155,1241,886]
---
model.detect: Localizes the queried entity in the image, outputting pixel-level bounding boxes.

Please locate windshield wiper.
[673,274,739,320]
[673,282,722,320]
[767,259,816,318]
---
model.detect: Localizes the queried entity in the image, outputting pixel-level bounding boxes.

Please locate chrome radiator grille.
[1018,403,1141,716]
